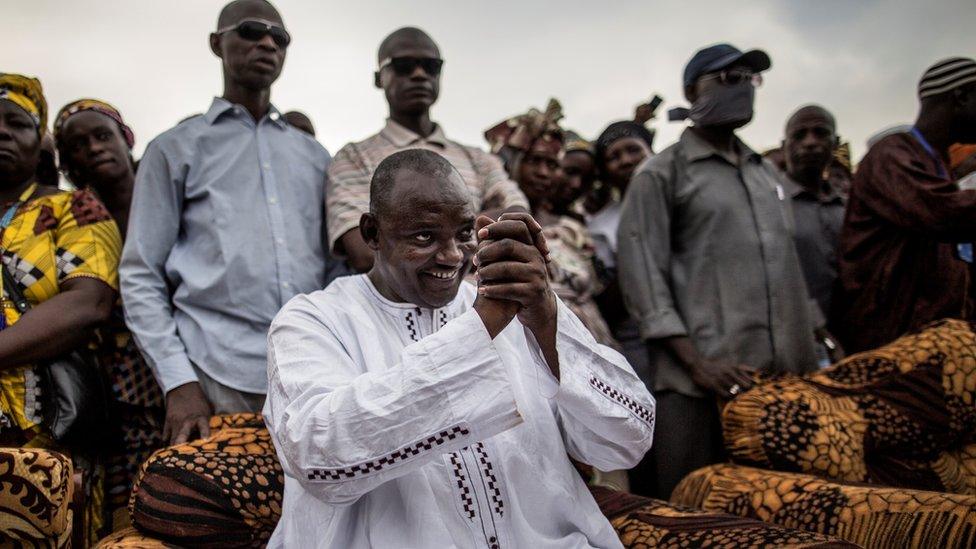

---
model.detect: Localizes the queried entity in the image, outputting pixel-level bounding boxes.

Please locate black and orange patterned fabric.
[127,413,282,548]
[672,463,976,549]
[723,319,976,494]
[0,447,73,547]
[93,526,177,548]
[590,485,854,548]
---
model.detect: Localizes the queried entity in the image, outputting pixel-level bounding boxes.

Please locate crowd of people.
[3,0,976,545]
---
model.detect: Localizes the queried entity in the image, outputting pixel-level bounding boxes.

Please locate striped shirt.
[326,119,528,254]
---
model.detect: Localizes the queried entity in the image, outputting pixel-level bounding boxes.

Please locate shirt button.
[270,111,280,121]
[263,163,271,170]
[276,237,284,245]
[269,197,278,205]
[283,282,291,288]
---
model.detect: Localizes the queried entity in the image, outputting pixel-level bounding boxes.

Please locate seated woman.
[54,99,165,529]
[0,74,122,540]
[485,100,617,348]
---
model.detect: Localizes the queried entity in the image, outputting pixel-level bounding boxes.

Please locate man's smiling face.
[366,165,476,309]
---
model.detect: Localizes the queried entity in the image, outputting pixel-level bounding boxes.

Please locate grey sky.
[4,0,975,161]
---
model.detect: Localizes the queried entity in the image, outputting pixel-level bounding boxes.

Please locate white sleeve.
[526,298,656,471]
[265,297,522,506]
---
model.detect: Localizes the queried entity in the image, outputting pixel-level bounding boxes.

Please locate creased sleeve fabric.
[526,298,655,471]
[55,190,122,289]
[119,140,195,393]
[266,297,523,506]
[858,136,976,241]
[472,148,530,212]
[325,143,371,255]
[617,165,687,340]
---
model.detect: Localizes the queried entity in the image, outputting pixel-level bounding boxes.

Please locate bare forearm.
[530,317,560,380]
[658,335,703,373]
[0,286,113,368]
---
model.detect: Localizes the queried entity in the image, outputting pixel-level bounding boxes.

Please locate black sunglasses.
[379,56,444,77]
[217,19,291,48]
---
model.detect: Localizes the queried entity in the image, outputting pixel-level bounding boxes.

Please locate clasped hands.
[472,213,556,341]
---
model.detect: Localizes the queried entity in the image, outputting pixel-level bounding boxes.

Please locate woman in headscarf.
[486,101,627,491]
[550,130,596,222]
[485,99,618,348]
[54,98,165,530]
[586,120,656,403]
[0,74,122,542]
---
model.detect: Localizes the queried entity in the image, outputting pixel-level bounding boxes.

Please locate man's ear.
[374,71,383,89]
[209,33,223,58]
[684,83,698,104]
[360,213,381,251]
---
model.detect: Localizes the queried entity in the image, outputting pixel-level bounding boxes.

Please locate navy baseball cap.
[682,43,771,88]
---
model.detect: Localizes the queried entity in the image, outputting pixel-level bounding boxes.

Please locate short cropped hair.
[369,148,459,218]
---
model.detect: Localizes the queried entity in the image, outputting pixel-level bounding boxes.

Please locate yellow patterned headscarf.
[0,73,47,134]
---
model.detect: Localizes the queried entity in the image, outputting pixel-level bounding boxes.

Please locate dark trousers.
[628,390,724,500]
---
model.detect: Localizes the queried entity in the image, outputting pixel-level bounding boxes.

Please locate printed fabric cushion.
[128,414,283,548]
[589,485,854,548]
[723,318,976,494]
[94,526,178,548]
[0,447,73,547]
[672,463,976,549]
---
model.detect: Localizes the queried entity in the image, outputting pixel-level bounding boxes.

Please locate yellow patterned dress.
[0,185,121,542]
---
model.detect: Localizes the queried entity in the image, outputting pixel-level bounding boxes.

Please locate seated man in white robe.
[264,148,655,548]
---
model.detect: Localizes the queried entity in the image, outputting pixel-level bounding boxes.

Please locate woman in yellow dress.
[0,73,122,541]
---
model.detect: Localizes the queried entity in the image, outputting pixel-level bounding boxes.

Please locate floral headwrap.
[484,98,564,158]
[832,141,852,174]
[54,98,135,149]
[563,130,594,157]
[0,73,47,134]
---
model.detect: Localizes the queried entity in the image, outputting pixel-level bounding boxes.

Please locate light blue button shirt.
[121,98,349,394]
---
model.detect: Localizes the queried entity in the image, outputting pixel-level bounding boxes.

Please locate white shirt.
[264,275,655,548]
[587,199,623,270]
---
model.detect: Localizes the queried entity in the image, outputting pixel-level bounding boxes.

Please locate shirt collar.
[680,127,762,165]
[203,97,287,128]
[781,172,844,204]
[381,119,449,148]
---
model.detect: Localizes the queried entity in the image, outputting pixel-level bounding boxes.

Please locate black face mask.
[687,81,755,128]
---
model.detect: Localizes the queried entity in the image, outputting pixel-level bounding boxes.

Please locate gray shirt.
[617,128,818,398]
[784,176,845,320]
[120,98,347,395]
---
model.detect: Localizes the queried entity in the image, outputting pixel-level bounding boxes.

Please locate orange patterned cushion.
[0,447,73,546]
[128,414,282,548]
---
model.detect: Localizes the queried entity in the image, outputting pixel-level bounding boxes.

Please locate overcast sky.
[4,0,975,161]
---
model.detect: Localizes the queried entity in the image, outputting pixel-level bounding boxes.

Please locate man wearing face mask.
[617,44,819,499]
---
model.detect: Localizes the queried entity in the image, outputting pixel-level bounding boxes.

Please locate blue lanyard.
[909,127,948,179]
[909,127,972,263]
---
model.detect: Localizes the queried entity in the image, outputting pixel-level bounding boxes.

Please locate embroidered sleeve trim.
[589,375,654,427]
[306,422,471,482]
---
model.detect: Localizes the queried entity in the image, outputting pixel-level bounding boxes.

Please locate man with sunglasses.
[121,0,347,446]
[617,43,819,499]
[327,27,528,273]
